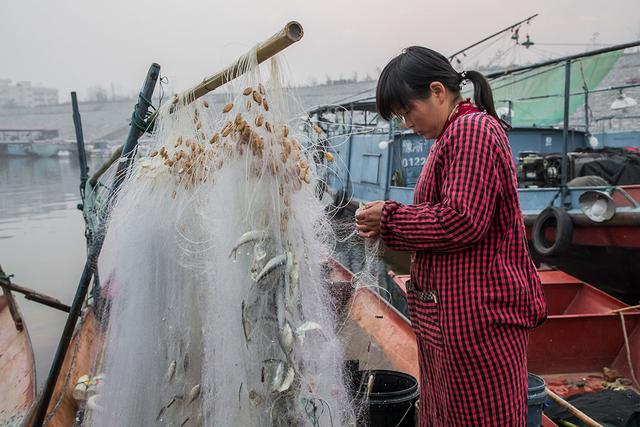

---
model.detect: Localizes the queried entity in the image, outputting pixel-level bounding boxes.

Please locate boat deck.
[531,268,640,399]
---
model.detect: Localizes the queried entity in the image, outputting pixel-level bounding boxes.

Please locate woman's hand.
[355,201,385,238]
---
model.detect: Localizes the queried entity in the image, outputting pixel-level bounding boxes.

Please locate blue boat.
[307,41,640,302]
[0,128,62,157]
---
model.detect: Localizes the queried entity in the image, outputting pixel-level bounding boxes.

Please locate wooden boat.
[528,268,640,398]
[377,265,640,426]
[0,289,36,427]
[326,258,419,380]
[0,263,98,427]
[23,307,104,427]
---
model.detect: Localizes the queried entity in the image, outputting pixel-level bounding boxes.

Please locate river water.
[0,154,408,387]
[0,155,96,383]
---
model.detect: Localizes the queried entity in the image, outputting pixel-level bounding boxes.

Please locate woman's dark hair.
[376,46,502,125]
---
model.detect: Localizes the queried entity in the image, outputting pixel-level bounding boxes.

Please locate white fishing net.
[84,48,358,427]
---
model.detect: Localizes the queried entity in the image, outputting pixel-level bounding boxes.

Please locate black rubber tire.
[567,175,609,187]
[532,207,574,257]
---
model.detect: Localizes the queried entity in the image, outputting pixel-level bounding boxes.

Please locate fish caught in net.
[83,47,356,427]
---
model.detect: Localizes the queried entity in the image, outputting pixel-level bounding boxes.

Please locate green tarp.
[473,51,623,127]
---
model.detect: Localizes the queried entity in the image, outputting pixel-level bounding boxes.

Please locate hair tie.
[458,71,468,86]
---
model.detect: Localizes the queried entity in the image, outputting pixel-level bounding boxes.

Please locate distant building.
[0,79,58,107]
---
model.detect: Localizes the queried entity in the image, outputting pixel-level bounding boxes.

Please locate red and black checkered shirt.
[380,106,547,426]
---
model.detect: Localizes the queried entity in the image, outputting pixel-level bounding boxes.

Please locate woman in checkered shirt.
[356,46,547,426]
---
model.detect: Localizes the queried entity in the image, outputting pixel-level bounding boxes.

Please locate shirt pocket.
[406,281,443,349]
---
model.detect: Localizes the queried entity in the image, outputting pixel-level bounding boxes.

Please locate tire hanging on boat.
[532,206,574,257]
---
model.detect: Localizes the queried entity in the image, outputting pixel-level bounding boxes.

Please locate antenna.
[448,13,539,62]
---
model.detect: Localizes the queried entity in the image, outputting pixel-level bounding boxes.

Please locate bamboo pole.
[546,388,603,427]
[0,281,70,313]
[92,22,304,180]
[177,21,303,106]
[611,304,640,314]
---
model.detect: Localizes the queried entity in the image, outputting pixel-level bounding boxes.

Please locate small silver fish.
[262,359,285,392]
[255,253,289,286]
[241,301,251,345]
[295,321,323,345]
[277,366,295,393]
[229,230,268,259]
[167,360,176,383]
[279,322,294,355]
[285,255,299,310]
[187,384,201,405]
[157,395,182,421]
[183,353,190,372]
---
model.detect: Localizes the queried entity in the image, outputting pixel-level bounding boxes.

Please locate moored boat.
[24,307,104,427]
[0,278,36,427]
[523,184,640,303]
[0,129,62,158]
[29,142,61,158]
[383,266,640,426]
[0,129,63,157]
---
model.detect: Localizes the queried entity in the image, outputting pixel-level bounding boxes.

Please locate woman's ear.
[429,81,446,104]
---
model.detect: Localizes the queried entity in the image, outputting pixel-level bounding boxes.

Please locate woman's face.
[397,82,452,139]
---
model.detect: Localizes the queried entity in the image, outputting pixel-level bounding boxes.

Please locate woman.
[355,46,547,426]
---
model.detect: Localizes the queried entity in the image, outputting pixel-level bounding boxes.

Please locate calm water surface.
[0,155,408,387]
[0,156,104,382]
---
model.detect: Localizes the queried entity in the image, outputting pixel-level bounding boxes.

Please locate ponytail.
[464,70,509,129]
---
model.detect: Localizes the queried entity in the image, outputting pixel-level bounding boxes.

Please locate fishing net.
[82,48,360,427]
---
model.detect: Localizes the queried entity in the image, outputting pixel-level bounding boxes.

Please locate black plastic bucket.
[527,373,547,427]
[347,365,419,427]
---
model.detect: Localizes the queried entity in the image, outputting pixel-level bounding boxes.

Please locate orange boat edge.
[22,307,105,427]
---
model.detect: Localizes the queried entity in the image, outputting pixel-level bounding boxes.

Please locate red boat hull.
[524,184,640,249]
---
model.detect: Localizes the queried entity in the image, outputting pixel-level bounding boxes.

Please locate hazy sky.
[1,0,639,101]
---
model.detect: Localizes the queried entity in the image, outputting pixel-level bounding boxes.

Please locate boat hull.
[327,259,419,379]
[1,143,32,157]
[0,294,36,427]
[530,244,640,304]
[29,143,60,158]
[25,308,104,427]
